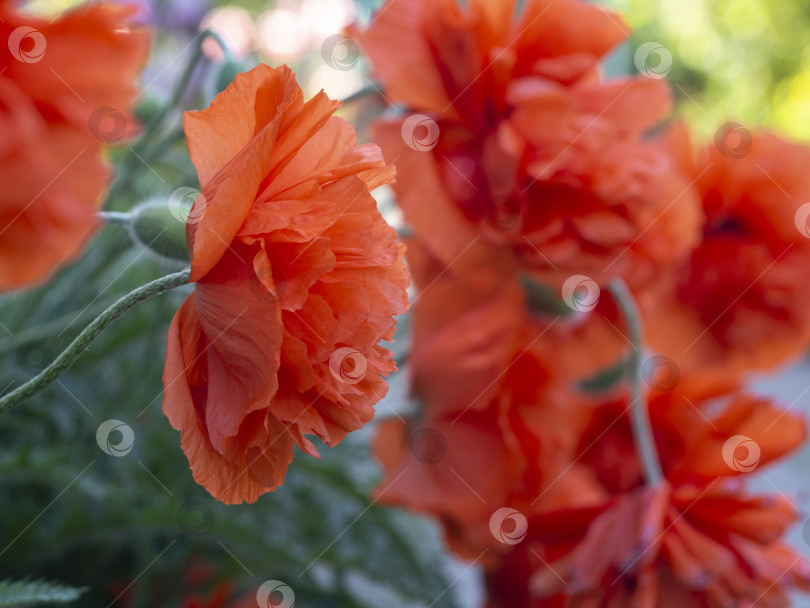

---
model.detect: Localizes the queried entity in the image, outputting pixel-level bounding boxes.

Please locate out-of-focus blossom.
[640,126,810,379]
[355,0,701,287]
[373,239,607,557]
[485,381,810,607]
[0,0,148,289]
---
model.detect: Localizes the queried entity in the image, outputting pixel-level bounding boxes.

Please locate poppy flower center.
[704,213,748,239]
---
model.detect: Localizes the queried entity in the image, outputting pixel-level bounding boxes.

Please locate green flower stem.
[0,268,191,415]
[608,278,664,486]
[143,30,233,138]
[139,124,186,163]
[98,211,132,225]
[105,31,233,207]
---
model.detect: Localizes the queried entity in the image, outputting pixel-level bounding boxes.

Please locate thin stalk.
[608,278,664,486]
[105,31,233,207]
[0,268,191,415]
[145,31,232,133]
[99,211,132,225]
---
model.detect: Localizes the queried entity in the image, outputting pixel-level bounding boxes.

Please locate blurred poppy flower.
[488,482,810,608]
[375,346,601,562]
[371,239,524,546]
[403,238,523,418]
[640,127,810,378]
[163,64,409,504]
[485,380,810,607]
[374,239,603,557]
[0,1,148,289]
[577,379,806,492]
[355,0,701,286]
[403,237,627,413]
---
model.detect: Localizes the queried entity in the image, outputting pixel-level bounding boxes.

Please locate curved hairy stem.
[0,268,191,415]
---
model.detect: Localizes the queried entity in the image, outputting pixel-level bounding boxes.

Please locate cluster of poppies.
[4,0,810,606]
[353,0,810,606]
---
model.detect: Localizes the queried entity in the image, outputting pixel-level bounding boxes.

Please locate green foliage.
[613,0,810,142]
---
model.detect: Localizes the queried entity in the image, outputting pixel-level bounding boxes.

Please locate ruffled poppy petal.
[352,0,455,114]
[163,296,277,504]
[193,246,284,453]
[680,394,806,480]
[512,0,628,67]
[373,119,516,283]
[374,412,517,531]
[185,67,300,280]
[184,65,300,185]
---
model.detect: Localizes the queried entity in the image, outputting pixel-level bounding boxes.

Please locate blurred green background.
[617,0,810,142]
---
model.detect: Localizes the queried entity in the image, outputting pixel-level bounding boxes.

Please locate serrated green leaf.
[0,579,85,607]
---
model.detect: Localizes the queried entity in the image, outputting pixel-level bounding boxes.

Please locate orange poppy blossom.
[162,64,409,504]
[373,239,607,559]
[404,224,629,393]
[375,340,601,562]
[354,0,702,287]
[525,285,629,385]
[0,0,148,289]
[639,126,810,379]
[484,380,810,607]
[372,237,526,542]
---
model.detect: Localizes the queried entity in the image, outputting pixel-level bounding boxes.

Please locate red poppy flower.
[373,240,605,558]
[372,239,527,548]
[640,127,810,378]
[162,65,409,504]
[0,1,148,289]
[488,482,810,608]
[355,0,700,286]
[403,234,627,411]
[485,381,810,607]
[374,348,602,562]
